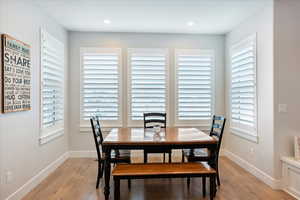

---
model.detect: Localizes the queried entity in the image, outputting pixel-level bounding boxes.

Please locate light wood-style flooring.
[23,153,295,200]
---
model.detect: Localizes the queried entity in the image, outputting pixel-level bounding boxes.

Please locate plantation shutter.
[41,30,65,129]
[80,48,121,122]
[230,34,257,137]
[128,49,167,121]
[175,49,214,122]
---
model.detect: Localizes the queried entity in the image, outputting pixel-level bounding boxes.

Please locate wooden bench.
[112,162,217,200]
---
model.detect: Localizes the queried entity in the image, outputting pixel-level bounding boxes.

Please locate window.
[230,34,257,142]
[175,49,214,126]
[128,48,168,126]
[80,48,122,127]
[40,30,65,144]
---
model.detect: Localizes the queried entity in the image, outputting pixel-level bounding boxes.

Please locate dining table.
[102,127,218,200]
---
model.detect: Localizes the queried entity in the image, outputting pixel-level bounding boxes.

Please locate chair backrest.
[143,113,167,128]
[209,115,226,156]
[90,116,104,161]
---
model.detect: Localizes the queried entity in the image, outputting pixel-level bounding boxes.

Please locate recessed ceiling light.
[187,21,195,26]
[104,19,111,24]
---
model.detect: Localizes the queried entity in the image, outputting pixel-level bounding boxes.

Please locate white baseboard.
[5,152,69,200]
[69,150,97,158]
[222,149,281,189]
[281,157,300,199]
[283,188,300,200]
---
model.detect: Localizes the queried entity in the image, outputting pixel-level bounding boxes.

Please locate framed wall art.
[1,34,31,113]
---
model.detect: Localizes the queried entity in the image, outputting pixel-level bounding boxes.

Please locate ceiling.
[31,0,272,34]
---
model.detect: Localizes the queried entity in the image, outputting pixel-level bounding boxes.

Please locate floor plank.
[23,152,295,200]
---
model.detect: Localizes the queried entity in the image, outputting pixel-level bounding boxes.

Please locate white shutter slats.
[230,35,257,136]
[129,50,167,120]
[41,30,64,129]
[176,50,214,121]
[81,50,120,121]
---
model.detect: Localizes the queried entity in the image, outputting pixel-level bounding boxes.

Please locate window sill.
[79,124,121,134]
[230,127,258,143]
[39,128,64,145]
[174,123,211,128]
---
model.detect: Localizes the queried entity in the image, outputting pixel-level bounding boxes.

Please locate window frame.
[174,49,215,127]
[40,29,65,144]
[79,47,123,128]
[229,34,258,143]
[127,48,170,127]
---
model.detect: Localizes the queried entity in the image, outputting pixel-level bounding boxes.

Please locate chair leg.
[169,152,172,163]
[100,161,104,178]
[202,177,206,197]
[96,162,102,189]
[163,153,166,163]
[216,165,221,186]
[114,177,120,200]
[181,151,185,162]
[213,174,217,197]
[187,177,190,188]
[144,151,147,163]
[128,179,131,189]
[209,176,214,200]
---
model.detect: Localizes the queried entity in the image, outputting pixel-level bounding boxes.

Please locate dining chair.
[143,113,172,163]
[90,116,131,188]
[182,115,226,187]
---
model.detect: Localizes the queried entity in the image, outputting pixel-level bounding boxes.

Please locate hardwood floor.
[23,152,294,200]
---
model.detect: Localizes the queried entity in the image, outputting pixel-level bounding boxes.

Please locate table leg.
[103,147,111,200]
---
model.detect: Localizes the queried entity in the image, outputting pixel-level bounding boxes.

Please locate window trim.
[229,33,258,143]
[127,48,170,127]
[79,47,123,128]
[39,29,65,144]
[174,49,215,127]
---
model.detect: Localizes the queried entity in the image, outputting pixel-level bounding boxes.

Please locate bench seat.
[112,162,217,200]
[113,162,215,177]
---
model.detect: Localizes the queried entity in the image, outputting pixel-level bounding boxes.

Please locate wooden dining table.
[102,127,218,200]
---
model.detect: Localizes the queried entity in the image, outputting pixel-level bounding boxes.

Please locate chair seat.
[102,150,131,163]
[112,149,131,157]
[183,149,210,162]
[183,148,208,156]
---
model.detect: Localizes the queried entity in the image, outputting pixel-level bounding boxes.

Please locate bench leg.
[144,151,147,163]
[187,177,190,188]
[128,179,131,189]
[114,177,120,200]
[202,177,206,197]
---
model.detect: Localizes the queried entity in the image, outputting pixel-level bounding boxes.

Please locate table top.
[103,127,217,146]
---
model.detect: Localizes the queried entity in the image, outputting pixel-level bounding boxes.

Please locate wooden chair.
[143,113,172,163]
[182,115,226,186]
[90,117,131,188]
[112,163,216,200]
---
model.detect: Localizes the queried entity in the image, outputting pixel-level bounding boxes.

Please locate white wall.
[274,0,300,178]
[0,0,68,199]
[68,32,225,151]
[224,3,275,178]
